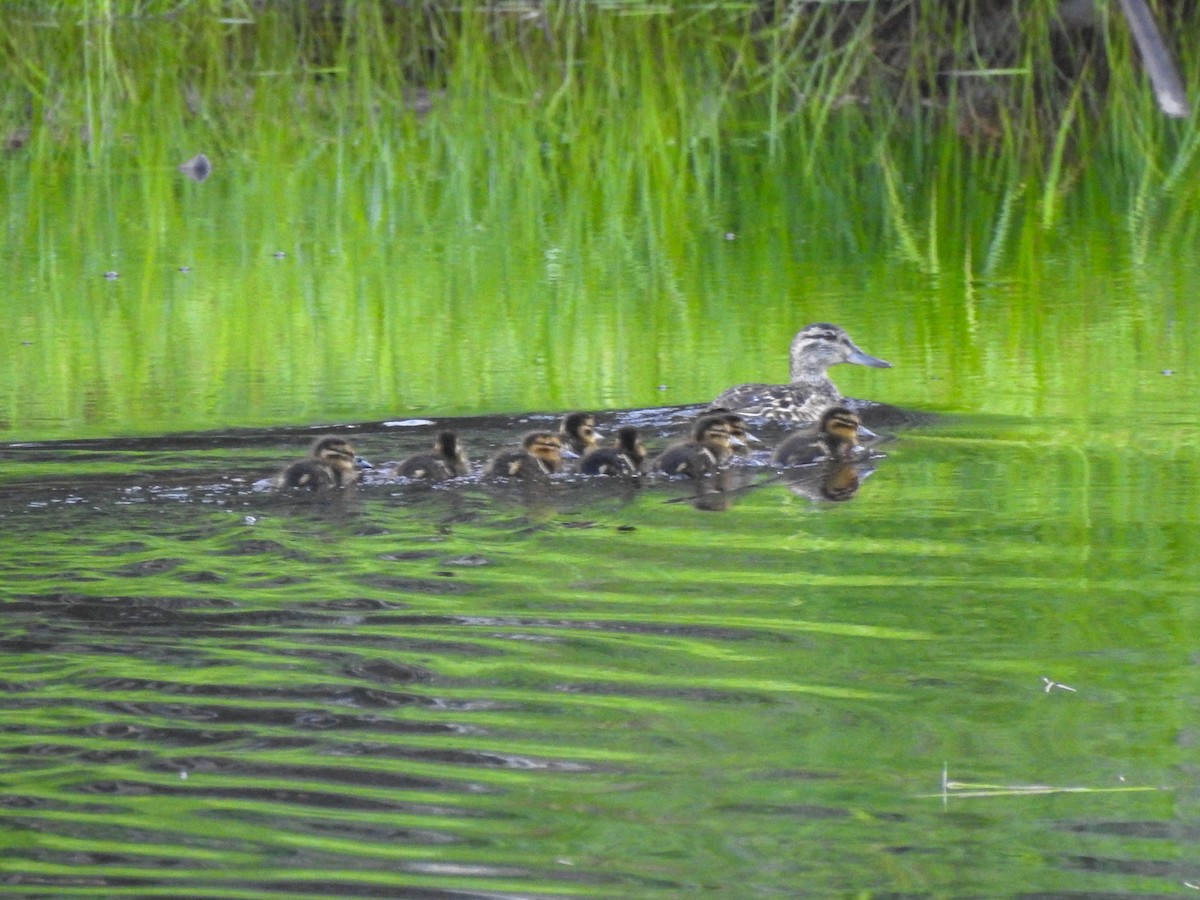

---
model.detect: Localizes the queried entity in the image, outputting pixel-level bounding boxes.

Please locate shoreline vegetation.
[1,2,1198,438]
[3,2,1197,269]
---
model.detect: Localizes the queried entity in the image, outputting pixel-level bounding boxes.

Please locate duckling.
[559,412,603,456]
[579,426,646,476]
[772,406,875,467]
[708,323,891,424]
[393,431,470,482]
[279,435,371,490]
[486,431,576,479]
[654,416,738,478]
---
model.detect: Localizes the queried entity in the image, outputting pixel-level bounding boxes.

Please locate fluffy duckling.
[280,435,371,490]
[486,431,576,479]
[654,416,738,478]
[393,431,470,482]
[709,323,891,424]
[772,406,875,467]
[579,426,646,476]
[559,412,603,456]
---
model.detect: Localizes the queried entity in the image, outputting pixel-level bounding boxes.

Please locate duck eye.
[821,331,837,341]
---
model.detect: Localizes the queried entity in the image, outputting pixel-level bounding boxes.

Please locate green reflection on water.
[0,415,1196,895]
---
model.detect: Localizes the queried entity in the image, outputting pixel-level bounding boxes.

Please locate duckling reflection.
[709,323,891,424]
[486,431,576,479]
[654,415,739,478]
[784,460,874,503]
[393,431,470,482]
[559,412,603,457]
[579,426,646,477]
[278,435,371,490]
[772,406,874,467]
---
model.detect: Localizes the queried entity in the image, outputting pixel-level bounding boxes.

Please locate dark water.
[1,407,1195,897]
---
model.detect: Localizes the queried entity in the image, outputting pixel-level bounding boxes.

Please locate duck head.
[789,323,891,380]
[818,406,875,458]
[560,412,602,453]
[523,431,576,473]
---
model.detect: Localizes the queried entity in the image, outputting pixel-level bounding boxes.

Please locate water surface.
[1,405,1196,897]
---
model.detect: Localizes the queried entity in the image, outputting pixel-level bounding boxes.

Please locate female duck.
[709,323,890,424]
[559,412,603,456]
[772,406,875,467]
[393,431,470,482]
[580,426,646,476]
[654,416,739,478]
[279,435,371,490]
[487,432,576,479]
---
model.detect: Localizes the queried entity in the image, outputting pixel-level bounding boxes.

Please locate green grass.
[1,2,1199,438]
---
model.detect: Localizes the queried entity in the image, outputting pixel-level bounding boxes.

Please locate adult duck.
[708,323,890,424]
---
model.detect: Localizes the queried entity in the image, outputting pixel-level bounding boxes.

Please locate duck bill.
[846,344,892,368]
[355,456,374,470]
[560,447,580,460]
[855,424,877,441]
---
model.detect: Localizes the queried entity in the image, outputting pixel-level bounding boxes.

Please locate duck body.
[654,416,737,478]
[486,432,575,479]
[279,436,370,490]
[580,426,646,476]
[772,406,875,467]
[709,323,891,424]
[394,431,470,482]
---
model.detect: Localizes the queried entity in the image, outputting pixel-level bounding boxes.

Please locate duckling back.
[394,431,470,482]
[580,426,645,476]
[282,458,338,490]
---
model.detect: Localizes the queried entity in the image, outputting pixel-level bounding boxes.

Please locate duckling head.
[818,406,875,458]
[309,435,371,483]
[434,430,470,474]
[560,412,602,453]
[523,431,575,473]
[692,415,735,450]
[719,413,760,453]
[614,426,646,466]
[789,323,891,380]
